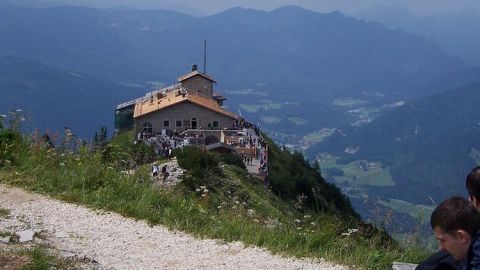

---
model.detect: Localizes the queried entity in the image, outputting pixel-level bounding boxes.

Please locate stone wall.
[182,76,213,97]
[135,102,234,134]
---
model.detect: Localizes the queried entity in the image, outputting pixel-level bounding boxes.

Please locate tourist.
[152,163,159,179]
[429,196,480,270]
[417,166,480,270]
[162,165,168,181]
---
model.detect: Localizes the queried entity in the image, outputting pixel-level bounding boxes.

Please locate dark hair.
[466,166,480,201]
[431,196,480,237]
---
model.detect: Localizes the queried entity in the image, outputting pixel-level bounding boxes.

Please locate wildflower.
[195,188,201,192]
[347,228,358,234]
[201,193,207,197]
[59,162,65,167]
[294,219,301,224]
[107,167,113,170]
[234,200,240,205]
[247,209,255,215]
[217,205,222,209]
[310,222,316,226]
[253,219,260,223]
[341,232,351,236]
[0,114,6,118]
[303,215,311,219]
[297,227,302,230]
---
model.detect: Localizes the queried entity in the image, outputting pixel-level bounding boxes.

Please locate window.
[212,121,219,128]
[176,120,182,127]
[143,122,152,134]
[163,120,169,127]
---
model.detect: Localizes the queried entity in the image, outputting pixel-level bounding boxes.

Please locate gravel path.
[0,185,347,270]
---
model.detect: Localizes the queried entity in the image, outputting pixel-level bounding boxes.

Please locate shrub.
[0,128,24,167]
[219,153,246,169]
[174,146,219,177]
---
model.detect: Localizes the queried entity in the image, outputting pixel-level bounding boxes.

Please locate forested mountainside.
[0,56,143,137]
[309,81,480,205]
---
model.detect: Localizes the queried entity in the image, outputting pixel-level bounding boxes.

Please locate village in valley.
[114,64,269,184]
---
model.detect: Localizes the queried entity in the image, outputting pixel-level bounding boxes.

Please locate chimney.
[192,64,198,72]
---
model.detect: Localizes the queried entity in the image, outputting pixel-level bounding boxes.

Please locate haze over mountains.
[0,56,143,137]
[0,2,478,139]
[355,5,480,67]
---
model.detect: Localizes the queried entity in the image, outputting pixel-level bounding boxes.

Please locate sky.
[8,0,480,16]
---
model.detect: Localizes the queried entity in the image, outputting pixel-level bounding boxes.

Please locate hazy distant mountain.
[0,56,143,138]
[309,81,480,205]
[356,6,480,67]
[0,5,476,100]
[0,4,478,140]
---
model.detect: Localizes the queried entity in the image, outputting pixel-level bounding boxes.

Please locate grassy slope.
[0,131,427,269]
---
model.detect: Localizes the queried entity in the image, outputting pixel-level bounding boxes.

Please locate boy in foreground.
[430,196,480,269]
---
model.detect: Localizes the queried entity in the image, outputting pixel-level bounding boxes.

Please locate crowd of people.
[417,166,480,270]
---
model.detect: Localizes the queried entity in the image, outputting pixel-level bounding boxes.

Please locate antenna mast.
[203,39,207,74]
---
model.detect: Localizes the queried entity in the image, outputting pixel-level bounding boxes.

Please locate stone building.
[115,65,238,136]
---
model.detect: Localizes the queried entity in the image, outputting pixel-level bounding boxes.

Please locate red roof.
[133,89,238,120]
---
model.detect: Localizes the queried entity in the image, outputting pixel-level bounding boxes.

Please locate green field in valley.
[318,153,395,187]
[332,98,368,107]
[380,199,435,225]
[287,117,307,125]
[302,129,336,144]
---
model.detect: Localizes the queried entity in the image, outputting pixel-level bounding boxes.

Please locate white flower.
[348,228,358,234]
[234,200,240,205]
[303,215,311,219]
[294,219,301,223]
[341,233,351,236]
[59,162,65,167]
[195,188,201,192]
[310,222,316,226]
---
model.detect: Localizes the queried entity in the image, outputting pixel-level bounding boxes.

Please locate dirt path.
[0,185,347,270]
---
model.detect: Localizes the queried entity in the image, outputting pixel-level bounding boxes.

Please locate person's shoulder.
[416,250,463,270]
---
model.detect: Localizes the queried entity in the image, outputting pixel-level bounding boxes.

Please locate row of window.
[160,120,219,128]
[142,119,219,133]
